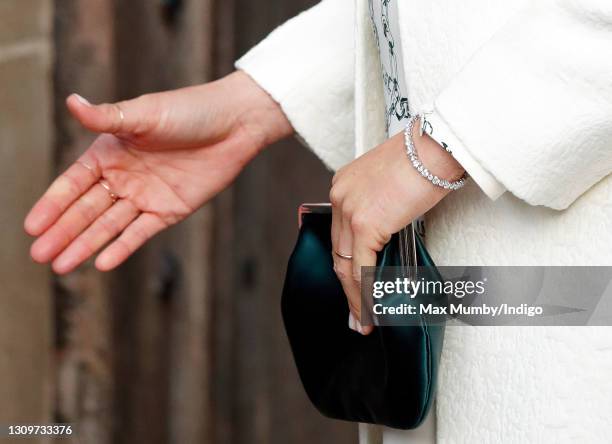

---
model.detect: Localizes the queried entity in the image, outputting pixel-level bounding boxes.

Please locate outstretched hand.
[24,71,292,274]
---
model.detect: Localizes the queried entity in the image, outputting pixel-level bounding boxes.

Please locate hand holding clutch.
[328,122,464,334]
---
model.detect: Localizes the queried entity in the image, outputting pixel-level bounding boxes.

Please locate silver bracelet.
[404,114,467,191]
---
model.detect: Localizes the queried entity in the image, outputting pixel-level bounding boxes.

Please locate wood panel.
[52,2,116,442]
[53,1,214,443]
[212,0,358,442]
[2,0,358,442]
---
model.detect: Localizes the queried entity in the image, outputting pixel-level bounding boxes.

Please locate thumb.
[66,93,154,136]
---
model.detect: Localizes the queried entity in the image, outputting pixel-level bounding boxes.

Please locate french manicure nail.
[74,94,91,106]
[349,313,365,334]
[348,313,356,331]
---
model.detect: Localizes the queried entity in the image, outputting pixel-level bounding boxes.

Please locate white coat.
[236,0,612,442]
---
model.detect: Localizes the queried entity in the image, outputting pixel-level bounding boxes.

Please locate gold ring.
[334,251,353,260]
[99,179,119,203]
[116,104,125,123]
[112,104,125,133]
[77,160,98,178]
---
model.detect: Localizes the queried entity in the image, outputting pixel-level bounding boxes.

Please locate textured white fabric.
[236,0,612,442]
[426,112,506,200]
[429,0,612,210]
[367,0,506,201]
[428,181,612,444]
[235,0,356,172]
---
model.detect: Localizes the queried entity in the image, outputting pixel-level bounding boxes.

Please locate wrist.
[225,70,293,151]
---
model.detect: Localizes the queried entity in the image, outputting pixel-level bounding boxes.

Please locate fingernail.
[52,260,71,275]
[348,313,356,331]
[74,94,91,106]
[348,313,364,334]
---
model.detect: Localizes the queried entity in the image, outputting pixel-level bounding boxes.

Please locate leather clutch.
[281,204,445,429]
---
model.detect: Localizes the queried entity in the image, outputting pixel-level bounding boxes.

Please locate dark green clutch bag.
[281,204,445,429]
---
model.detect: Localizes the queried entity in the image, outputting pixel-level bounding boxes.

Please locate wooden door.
[212,1,358,443]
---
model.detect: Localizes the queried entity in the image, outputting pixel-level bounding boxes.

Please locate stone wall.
[0,1,53,444]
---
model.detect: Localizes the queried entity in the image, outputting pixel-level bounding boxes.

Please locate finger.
[52,200,140,274]
[334,215,361,319]
[332,203,355,315]
[95,213,167,271]
[30,182,115,263]
[66,93,157,136]
[336,213,353,260]
[24,157,101,236]
[331,203,341,254]
[330,181,344,257]
[352,239,378,335]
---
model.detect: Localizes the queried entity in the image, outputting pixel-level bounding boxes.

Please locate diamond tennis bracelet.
[404,114,467,191]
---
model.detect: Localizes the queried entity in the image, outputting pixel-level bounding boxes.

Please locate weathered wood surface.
[212,0,358,442]
[53,1,214,443]
[53,2,116,442]
[2,0,356,442]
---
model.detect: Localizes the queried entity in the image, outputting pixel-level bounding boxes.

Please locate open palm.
[24,72,290,274]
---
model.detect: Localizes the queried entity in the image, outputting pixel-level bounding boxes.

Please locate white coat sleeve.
[235,0,355,171]
[428,0,612,209]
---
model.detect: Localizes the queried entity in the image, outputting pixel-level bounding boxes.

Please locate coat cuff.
[426,111,506,201]
[428,1,612,210]
[234,0,356,172]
